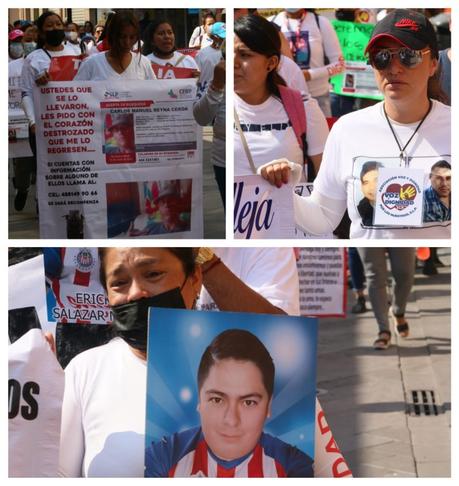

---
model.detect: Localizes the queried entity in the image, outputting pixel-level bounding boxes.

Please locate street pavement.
[8,127,225,239]
[317,248,451,477]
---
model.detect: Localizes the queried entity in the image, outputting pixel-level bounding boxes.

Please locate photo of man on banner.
[144,308,318,477]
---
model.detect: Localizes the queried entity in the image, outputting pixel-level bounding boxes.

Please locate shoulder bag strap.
[234,108,257,175]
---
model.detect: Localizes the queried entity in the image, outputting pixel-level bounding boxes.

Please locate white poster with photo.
[8,58,29,140]
[34,79,202,238]
[297,248,346,317]
[234,175,296,239]
[9,329,64,477]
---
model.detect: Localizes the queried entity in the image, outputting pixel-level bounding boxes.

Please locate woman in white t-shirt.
[272,9,344,116]
[74,11,155,81]
[234,14,328,184]
[142,19,199,71]
[188,12,215,49]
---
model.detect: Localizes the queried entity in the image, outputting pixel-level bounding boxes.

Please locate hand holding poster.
[34,79,203,238]
[145,308,318,477]
[234,175,296,239]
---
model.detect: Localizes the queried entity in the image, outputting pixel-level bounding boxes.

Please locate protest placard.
[234,175,296,239]
[9,328,64,477]
[48,55,84,81]
[34,79,203,238]
[145,308,318,477]
[297,248,346,317]
[8,59,28,140]
[330,20,383,100]
[151,63,198,79]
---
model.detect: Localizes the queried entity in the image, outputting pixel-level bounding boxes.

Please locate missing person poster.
[331,20,383,100]
[145,308,318,477]
[234,176,296,239]
[297,248,346,317]
[34,79,203,238]
[43,248,110,325]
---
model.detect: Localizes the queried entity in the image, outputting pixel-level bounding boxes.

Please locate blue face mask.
[111,287,187,352]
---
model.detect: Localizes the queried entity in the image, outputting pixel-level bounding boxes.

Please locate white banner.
[9,329,64,477]
[297,248,346,317]
[234,175,296,239]
[8,59,29,140]
[34,79,203,238]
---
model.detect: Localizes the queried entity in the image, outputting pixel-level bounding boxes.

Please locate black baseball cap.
[365,9,438,57]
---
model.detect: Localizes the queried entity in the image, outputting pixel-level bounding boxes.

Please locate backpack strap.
[278,85,306,151]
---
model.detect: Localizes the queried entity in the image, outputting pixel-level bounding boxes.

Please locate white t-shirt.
[278,54,310,94]
[198,248,300,316]
[312,100,451,238]
[189,25,213,49]
[59,338,146,477]
[273,11,343,97]
[234,93,329,177]
[147,51,199,70]
[195,45,222,95]
[64,41,83,56]
[20,45,78,126]
[74,51,156,81]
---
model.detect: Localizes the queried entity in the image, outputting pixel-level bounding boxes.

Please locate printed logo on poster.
[373,167,424,226]
[73,248,95,273]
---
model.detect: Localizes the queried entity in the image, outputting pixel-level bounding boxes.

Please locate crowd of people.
[234,8,451,239]
[8,9,226,222]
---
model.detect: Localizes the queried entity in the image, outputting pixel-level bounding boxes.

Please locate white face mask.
[65,31,78,42]
[23,41,37,56]
[9,43,24,59]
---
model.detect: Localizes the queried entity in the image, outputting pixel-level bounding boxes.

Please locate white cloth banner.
[9,329,64,477]
[234,175,296,239]
[298,248,346,317]
[314,398,352,477]
[34,79,203,238]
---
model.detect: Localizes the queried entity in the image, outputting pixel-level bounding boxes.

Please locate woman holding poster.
[143,19,199,72]
[74,11,155,81]
[263,9,451,239]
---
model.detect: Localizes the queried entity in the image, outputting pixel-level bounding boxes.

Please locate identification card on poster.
[373,167,424,226]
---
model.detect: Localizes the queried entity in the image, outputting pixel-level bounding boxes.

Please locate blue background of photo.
[146,308,318,459]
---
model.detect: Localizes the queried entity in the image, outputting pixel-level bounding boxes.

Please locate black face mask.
[45,29,66,47]
[111,287,186,353]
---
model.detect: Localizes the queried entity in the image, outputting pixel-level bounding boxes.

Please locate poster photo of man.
[144,308,318,477]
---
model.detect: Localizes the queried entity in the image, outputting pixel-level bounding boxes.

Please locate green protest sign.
[331,20,383,100]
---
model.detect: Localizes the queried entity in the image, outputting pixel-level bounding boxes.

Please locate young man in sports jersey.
[145,329,313,477]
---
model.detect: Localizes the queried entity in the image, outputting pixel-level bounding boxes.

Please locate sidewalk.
[8,127,225,239]
[317,249,451,477]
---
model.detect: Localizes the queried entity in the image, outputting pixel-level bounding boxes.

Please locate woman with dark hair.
[188,11,216,49]
[84,20,94,35]
[234,14,328,185]
[268,9,451,239]
[59,247,202,476]
[74,11,155,80]
[64,21,84,55]
[18,11,76,210]
[143,19,199,70]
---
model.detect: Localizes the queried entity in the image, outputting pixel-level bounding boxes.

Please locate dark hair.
[197,329,275,398]
[142,18,175,57]
[430,160,451,173]
[98,248,197,290]
[360,161,383,181]
[84,20,94,34]
[106,11,141,59]
[36,11,64,49]
[202,12,216,24]
[65,22,79,31]
[428,56,449,103]
[234,14,287,98]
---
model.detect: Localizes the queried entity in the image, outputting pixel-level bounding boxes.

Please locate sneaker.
[373,331,391,350]
[14,190,28,211]
[351,295,367,314]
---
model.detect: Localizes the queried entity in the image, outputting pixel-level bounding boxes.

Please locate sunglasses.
[368,47,430,70]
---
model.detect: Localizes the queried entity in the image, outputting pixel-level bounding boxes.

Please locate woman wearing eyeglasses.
[261,9,450,239]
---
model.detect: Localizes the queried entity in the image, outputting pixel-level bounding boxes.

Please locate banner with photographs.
[34,79,203,238]
[8,59,29,140]
[145,308,318,477]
